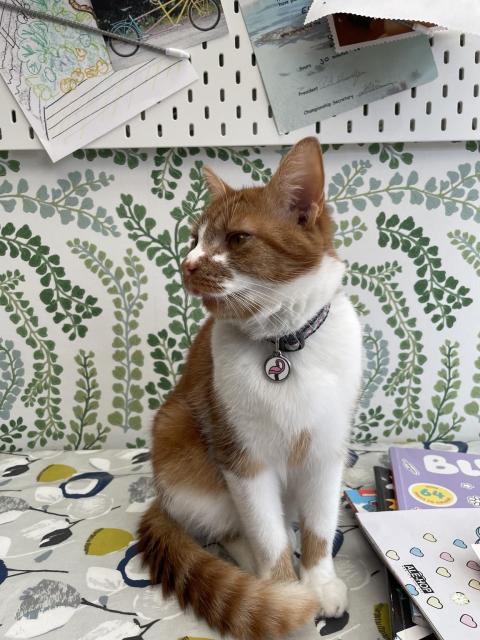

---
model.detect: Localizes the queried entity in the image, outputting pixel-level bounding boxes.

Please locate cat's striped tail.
[137,501,318,640]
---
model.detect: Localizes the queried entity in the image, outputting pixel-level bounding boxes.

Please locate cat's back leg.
[151,396,240,540]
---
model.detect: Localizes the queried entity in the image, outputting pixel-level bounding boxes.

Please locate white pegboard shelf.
[1,2,480,150]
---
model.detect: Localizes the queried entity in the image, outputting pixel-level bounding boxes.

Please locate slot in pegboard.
[1,2,480,150]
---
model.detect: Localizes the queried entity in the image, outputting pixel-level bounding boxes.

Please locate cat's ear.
[268,137,325,226]
[203,166,233,201]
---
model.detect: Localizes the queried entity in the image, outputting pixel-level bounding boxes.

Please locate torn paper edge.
[305,0,480,36]
[327,14,421,53]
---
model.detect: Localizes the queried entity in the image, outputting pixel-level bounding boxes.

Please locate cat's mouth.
[186,282,227,302]
[192,289,222,301]
[185,277,263,319]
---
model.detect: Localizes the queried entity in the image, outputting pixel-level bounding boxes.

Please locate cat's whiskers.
[229,277,310,336]
[231,288,293,336]
[228,290,258,317]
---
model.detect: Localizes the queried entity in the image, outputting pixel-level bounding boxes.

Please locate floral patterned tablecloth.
[1,444,478,640]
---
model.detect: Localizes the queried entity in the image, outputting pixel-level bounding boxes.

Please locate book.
[357,508,480,640]
[374,467,434,640]
[390,447,480,510]
[344,486,377,512]
[238,0,437,134]
[374,465,397,511]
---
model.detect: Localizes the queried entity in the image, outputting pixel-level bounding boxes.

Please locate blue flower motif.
[0,559,7,585]
[117,543,150,588]
[346,449,359,468]
[333,529,343,557]
[59,472,113,499]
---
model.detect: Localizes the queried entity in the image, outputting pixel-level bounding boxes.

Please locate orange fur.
[185,137,335,319]
[138,138,336,638]
[300,522,328,570]
[270,547,298,582]
[288,430,312,467]
[138,503,318,640]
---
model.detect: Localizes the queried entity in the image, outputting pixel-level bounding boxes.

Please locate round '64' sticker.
[408,482,457,507]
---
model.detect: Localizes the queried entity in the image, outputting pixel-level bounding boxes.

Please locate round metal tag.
[264,353,291,382]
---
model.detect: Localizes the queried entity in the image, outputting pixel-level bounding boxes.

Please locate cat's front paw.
[303,575,348,618]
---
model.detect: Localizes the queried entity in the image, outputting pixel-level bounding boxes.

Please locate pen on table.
[0,0,191,61]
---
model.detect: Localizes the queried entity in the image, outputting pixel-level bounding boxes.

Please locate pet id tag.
[264,338,291,382]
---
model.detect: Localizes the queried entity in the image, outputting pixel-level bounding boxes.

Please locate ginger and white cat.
[138,138,362,639]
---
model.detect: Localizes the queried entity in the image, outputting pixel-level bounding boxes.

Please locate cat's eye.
[190,234,198,249]
[227,232,250,248]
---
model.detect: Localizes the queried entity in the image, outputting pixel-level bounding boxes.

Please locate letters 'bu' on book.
[390,446,480,510]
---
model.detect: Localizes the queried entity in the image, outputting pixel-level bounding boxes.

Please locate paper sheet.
[0,0,197,161]
[396,627,433,640]
[90,0,229,71]
[240,0,437,135]
[357,509,480,640]
[305,0,480,35]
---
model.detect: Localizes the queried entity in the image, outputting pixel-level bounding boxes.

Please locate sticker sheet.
[357,509,480,639]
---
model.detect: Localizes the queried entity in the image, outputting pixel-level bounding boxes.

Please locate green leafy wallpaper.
[0,143,479,452]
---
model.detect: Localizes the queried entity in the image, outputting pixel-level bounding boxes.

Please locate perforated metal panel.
[1,3,480,150]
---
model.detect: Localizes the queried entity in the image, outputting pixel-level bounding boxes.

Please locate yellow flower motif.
[71,67,85,83]
[85,66,98,79]
[37,464,77,482]
[80,58,110,80]
[96,58,110,75]
[75,48,87,61]
[60,77,77,93]
[84,528,134,556]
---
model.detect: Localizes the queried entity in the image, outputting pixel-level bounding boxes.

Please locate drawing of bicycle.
[108,0,221,57]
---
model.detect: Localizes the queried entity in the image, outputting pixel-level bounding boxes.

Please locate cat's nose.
[182,259,198,276]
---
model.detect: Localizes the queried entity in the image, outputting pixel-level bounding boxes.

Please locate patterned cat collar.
[264,304,331,382]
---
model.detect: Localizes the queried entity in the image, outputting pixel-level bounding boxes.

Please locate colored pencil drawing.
[0,0,196,161]
[0,0,110,105]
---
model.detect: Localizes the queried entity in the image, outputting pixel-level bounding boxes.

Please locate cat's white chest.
[211,293,362,462]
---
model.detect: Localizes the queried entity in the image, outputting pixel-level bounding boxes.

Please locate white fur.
[162,485,239,539]
[224,468,290,576]
[222,536,256,573]
[185,224,206,266]
[185,225,228,269]
[303,574,349,618]
[212,256,361,463]
[210,254,362,613]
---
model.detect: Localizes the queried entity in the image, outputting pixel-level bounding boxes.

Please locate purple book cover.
[389,447,480,510]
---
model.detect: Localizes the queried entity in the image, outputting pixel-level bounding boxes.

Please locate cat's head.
[181,137,335,320]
